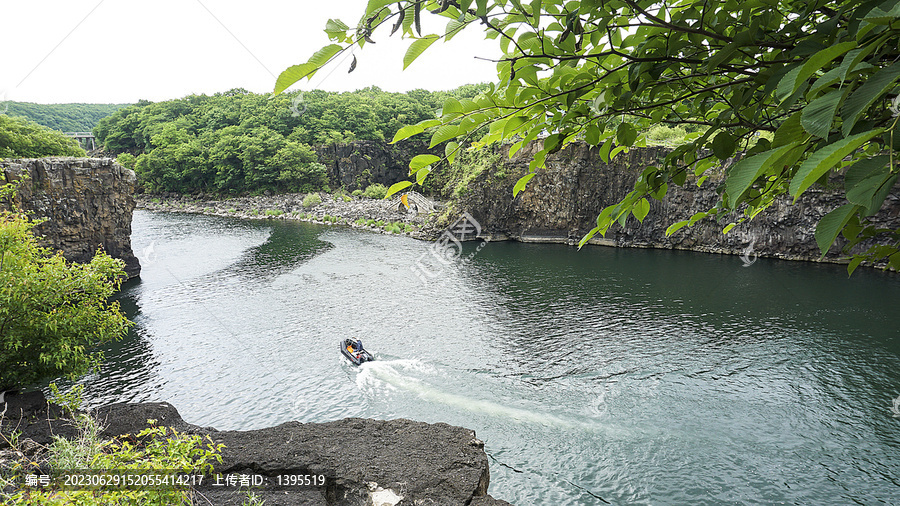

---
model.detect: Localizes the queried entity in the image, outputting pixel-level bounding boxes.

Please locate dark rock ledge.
[1,391,512,505]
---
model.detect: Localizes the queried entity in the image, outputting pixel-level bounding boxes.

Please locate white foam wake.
[356,359,624,432]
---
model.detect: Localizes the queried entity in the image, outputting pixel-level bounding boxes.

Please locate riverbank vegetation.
[285,0,900,272]
[96,86,488,195]
[1,389,224,505]
[0,179,129,392]
[0,116,85,158]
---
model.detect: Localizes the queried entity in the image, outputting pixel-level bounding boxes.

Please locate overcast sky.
[1,0,500,104]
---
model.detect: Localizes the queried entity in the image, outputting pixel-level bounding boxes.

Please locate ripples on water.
[67,211,900,505]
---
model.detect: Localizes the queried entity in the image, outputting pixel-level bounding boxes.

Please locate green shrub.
[362,183,388,199]
[352,189,363,197]
[264,209,283,216]
[0,188,131,390]
[303,193,323,207]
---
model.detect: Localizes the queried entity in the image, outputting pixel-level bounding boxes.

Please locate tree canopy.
[95,86,487,194]
[278,0,900,272]
[3,102,128,132]
[0,115,85,158]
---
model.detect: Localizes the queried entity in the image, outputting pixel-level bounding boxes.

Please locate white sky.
[1,0,501,104]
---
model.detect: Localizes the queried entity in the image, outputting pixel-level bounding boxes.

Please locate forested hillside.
[4,102,128,132]
[96,85,486,194]
[0,115,85,158]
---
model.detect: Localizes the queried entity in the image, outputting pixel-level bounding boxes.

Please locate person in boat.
[347,339,363,360]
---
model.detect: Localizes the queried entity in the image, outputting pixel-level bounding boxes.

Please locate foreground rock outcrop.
[458,142,900,264]
[0,392,510,505]
[1,157,140,278]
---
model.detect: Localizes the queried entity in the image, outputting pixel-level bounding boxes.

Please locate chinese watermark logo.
[740,236,758,267]
[140,240,158,266]
[411,212,487,284]
[892,394,900,419]
[290,92,307,118]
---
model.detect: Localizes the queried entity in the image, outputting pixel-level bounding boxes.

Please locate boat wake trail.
[356,359,619,432]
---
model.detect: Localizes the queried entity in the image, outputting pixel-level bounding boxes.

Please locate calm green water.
[79,210,900,504]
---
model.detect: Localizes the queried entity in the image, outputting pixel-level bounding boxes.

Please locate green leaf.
[711,131,735,160]
[725,143,796,206]
[665,220,690,236]
[429,124,460,148]
[274,44,342,94]
[441,97,463,116]
[513,172,536,197]
[475,0,489,17]
[385,180,414,198]
[723,222,737,234]
[815,204,859,257]
[391,124,425,144]
[324,18,349,36]
[445,141,460,164]
[775,64,804,104]
[503,116,529,137]
[772,111,805,148]
[364,0,394,17]
[794,42,857,95]
[616,122,637,147]
[403,35,440,70]
[847,255,866,276]
[632,198,650,222]
[707,41,740,73]
[848,171,898,215]
[598,138,612,163]
[409,154,441,170]
[842,61,900,136]
[275,64,316,95]
[844,154,897,215]
[585,124,600,146]
[391,119,442,143]
[801,88,844,138]
[415,167,431,184]
[789,129,883,199]
[844,154,890,192]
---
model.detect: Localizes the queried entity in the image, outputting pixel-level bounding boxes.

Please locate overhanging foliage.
[278,0,900,273]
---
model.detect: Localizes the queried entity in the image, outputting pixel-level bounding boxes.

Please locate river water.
[77,210,900,504]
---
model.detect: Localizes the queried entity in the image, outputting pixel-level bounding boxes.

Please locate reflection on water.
[69,210,900,505]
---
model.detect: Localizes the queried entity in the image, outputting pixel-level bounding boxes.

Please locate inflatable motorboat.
[340,338,374,365]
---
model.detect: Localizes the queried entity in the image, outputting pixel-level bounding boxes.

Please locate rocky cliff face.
[316,139,439,191]
[1,157,140,278]
[457,142,900,263]
[1,392,511,506]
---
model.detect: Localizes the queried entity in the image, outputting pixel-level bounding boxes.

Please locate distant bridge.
[63,132,96,151]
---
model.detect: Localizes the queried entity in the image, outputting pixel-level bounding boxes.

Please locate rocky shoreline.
[0,391,511,505]
[135,193,440,240]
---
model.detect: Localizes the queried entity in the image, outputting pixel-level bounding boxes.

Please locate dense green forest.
[97,85,487,194]
[4,102,128,132]
[0,115,85,158]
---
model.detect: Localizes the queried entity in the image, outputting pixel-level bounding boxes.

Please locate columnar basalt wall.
[315,139,441,191]
[457,142,900,263]
[1,157,140,278]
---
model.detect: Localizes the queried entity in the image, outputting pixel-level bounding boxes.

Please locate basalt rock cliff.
[1,157,140,278]
[456,142,900,264]
[316,140,441,192]
[0,392,511,506]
